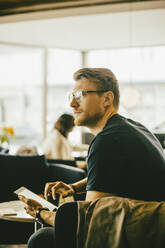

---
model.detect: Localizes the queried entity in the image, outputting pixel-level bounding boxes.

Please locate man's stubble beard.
[74,112,103,128]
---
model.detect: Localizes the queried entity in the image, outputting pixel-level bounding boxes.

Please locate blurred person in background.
[16,145,38,155]
[42,113,88,169]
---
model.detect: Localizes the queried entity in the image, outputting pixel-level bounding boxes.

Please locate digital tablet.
[14,186,57,211]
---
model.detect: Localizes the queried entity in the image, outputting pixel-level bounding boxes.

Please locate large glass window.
[1,44,165,152]
[0,45,43,150]
[87,46,165,132]
[87,47,165,83]
[47,49,82,145]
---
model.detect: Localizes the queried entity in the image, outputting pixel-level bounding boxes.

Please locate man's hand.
[44,181,75,200]
[18,195,43,218]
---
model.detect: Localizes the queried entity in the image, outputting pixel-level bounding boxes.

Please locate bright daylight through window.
[0,45,165,151]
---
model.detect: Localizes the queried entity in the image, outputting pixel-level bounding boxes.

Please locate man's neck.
[89,110,117,136]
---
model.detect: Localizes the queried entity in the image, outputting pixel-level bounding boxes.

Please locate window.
[87,46,165,131]
[47,49,82,145]
[0,45,43,148]
[87,46,165,83]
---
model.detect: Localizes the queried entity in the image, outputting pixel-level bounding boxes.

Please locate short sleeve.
[86,135,124,194]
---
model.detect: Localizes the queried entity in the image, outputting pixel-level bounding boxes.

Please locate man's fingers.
[62,191,72,198]
[51,186,59,200]
[44,182,52,198]
[44,182,56,199]
[18,195,28,203]
[24,206,36,218]
[26,199,42,208]
[45,181,72,200]
[45,181,63,199]
[51,182,72,199]
[19,195,42,208]
[18,195,36,206]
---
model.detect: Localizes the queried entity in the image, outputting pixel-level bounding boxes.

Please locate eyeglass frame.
[69,90,109,102]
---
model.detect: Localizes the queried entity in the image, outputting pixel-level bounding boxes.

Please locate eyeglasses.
[68,90,108,102]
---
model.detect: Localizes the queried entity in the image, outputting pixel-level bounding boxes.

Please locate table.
[0,200,41,232]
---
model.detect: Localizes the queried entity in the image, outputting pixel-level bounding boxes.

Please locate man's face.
[70,78,106,127]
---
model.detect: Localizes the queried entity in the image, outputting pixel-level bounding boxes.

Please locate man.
[21,68,165,247]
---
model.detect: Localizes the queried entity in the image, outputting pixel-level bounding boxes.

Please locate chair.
[0,154,47,244]
[0,154,47,202]
[47,158,77,167]
[0,154,86,244]
[46,162,87,201]
[46,162,86,183]
[154,133,165,148]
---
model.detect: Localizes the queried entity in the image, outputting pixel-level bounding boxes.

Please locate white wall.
[0,7,165,50]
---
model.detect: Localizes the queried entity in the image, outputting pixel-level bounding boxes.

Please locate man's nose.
[70,97,78,108]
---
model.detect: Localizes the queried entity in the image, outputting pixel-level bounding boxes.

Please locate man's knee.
[27,227,55,248]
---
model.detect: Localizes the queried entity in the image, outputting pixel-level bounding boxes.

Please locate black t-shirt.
[86,114,165,201]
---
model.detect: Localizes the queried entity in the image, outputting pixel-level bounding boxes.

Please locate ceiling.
[0,0,165,51]
[0,0,157,16]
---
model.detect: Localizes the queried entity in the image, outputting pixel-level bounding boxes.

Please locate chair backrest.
[46,162,86,184]
[47,158,77,167]
[46,162,87,201]
[154,133,165,148]
[0,154,47,202]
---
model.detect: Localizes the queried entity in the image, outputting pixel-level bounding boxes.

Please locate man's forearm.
[40,210,56,226]
[71,178,87,194]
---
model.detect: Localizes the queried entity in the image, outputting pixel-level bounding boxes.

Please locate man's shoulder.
[103,114,151,138]
[88,115,126,150]
[90,114,150,151]
[90,131,118,153]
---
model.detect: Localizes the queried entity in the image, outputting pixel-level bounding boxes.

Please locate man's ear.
[103,91,114,107]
